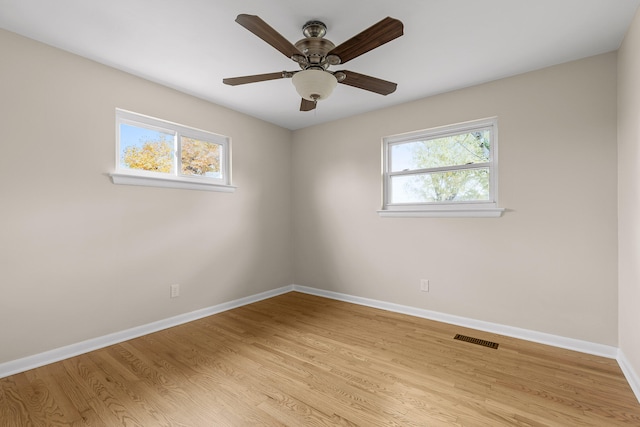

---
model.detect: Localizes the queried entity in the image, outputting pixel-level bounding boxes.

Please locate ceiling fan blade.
[336,70,397,95]
[328,17,403,64]
[300,98,317,112]
[235,14,302,59]
[223,72,290,86]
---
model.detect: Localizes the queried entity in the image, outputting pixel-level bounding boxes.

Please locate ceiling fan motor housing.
[294,20,341,69]
[295,40,335,67]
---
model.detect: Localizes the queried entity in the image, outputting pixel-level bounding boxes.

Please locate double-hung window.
[110,109,234,192]
[379,117,503,217]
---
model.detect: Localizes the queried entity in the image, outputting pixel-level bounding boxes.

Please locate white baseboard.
[0,285,294,379]
[618,349,640,404]
[1,282,631,400]
[292,285,619,359]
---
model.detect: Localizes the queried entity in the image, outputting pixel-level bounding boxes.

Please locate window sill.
[109,172,236,193]
[377,206,504,218]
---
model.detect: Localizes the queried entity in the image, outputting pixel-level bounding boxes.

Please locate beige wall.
[0,29,293,363]
[292,53,619,345]
[618,9,640,378]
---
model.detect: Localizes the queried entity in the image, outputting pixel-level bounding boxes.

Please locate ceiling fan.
[223,14,404,111]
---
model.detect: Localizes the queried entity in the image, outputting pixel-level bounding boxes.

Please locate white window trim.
[110,109,235,192]
[378,117,504,218]
[109,171,236,192]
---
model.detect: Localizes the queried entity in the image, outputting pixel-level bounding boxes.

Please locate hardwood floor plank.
[2,291,640,426]
[62,354,150,426]
[24,366,88,426]
[0,375,33,427]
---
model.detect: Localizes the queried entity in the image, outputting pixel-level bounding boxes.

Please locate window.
[379,118,503,217]
[110,109,234,192]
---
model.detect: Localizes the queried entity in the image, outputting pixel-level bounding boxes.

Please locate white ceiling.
[1,0,638,130]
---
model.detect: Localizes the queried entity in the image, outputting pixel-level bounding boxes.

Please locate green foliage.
[406,131,490,202]
[405,169,489,202]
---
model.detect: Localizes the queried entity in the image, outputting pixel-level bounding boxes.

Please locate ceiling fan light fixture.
[292,69,337,101]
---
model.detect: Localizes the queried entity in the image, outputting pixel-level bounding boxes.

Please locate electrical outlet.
[170,284,180,298]
[420,279,429,292]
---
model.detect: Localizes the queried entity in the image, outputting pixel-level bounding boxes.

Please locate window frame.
[110,109,235,192]
[379,117,503,218]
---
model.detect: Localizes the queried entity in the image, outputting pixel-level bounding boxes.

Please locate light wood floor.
[1,292,639,426]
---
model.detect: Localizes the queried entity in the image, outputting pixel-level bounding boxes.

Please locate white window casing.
[379,117,504,218]
[110,109,235,192]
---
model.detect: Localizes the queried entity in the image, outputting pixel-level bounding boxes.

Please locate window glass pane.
[180,137,222,178]
[390,130,490,172]
[390,168,490,203]
[119,123,174,173]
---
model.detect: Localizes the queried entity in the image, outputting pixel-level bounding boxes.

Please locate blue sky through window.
[119,123,174,151]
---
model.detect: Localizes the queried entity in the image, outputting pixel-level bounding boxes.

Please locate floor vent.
[454,334,499,349]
